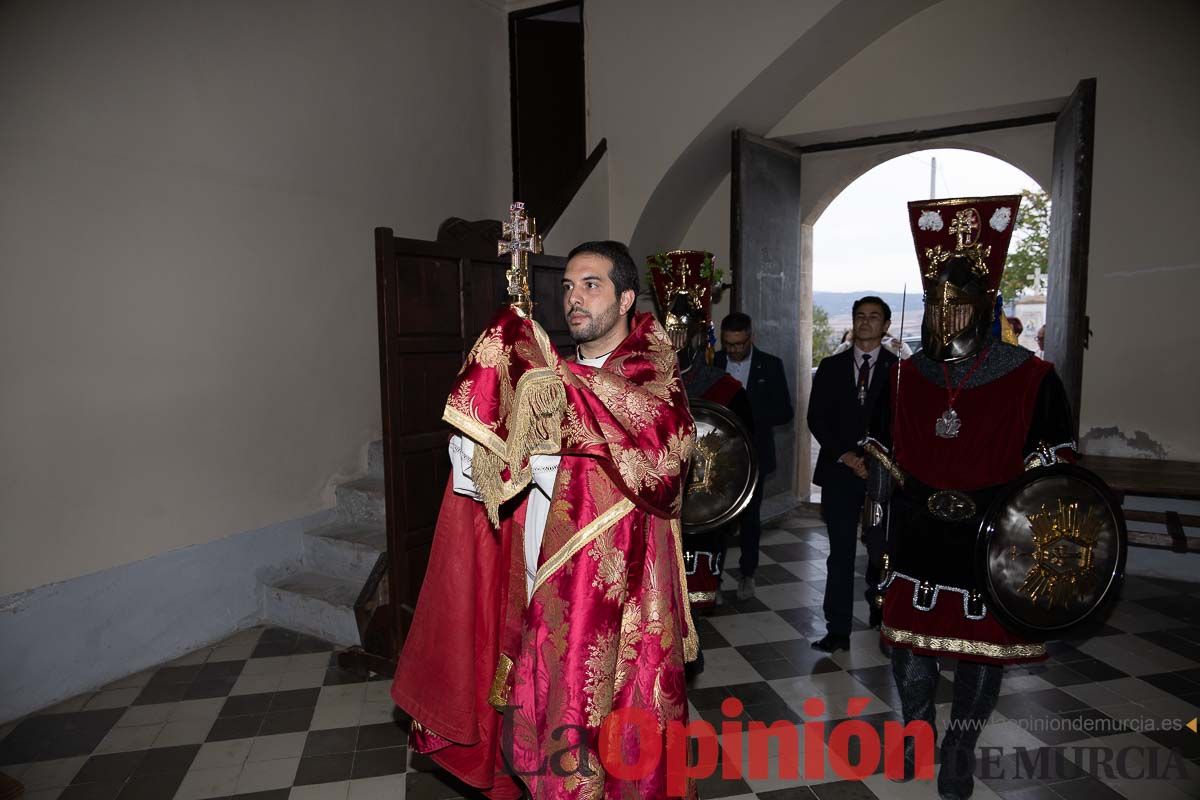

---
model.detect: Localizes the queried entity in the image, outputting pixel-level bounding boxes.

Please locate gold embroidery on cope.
[589,530,628,603]
[671,518,700,663]
[541,592,571,661]
[613,602,641,698]
[562,404,608,449]
[586,467,625,512]
[468,364,567,526]
[653,669,684,730]
[583,630,618,727]
[560,748,604,797]
[531,499,636,596]
[543,467,576,549]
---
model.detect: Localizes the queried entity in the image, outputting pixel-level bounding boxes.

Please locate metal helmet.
[646,250,720,366]
[906,196,1022,362]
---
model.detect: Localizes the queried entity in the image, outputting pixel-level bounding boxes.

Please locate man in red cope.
[864,196,1076,799]
[392,240,699,800]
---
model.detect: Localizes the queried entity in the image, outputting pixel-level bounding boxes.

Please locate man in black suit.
[807,296,898,652]
[714,312,794,600]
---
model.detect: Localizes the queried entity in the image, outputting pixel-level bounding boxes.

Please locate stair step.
[303,522,386,583]
[262,572,361,647]
[335,477,385,523]
[368,440,385,479]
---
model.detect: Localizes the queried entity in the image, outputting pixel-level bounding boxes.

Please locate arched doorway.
[807,148,1046,498]
[731,79,1094,506]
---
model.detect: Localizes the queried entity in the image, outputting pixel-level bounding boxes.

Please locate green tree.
[812,305,835,367]
[1002,189,1050,301]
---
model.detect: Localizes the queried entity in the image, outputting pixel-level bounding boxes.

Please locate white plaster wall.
[543,159,610,255]
[0,0,510,595]
[684,174,734,327]
[584,0,838,245]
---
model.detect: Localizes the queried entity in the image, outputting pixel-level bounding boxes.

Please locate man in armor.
[649,251,755,618]
[863,196,1076,799]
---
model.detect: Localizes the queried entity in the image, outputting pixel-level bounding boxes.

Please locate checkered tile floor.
[2,509,1199,799]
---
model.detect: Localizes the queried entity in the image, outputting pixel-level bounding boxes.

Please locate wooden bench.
[1081,455,1200,553]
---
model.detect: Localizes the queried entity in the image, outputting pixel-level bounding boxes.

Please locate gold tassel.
[471,445,507,527]
[471,368,566,528]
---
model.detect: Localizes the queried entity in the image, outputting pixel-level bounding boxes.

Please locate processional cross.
[497,202,543,318]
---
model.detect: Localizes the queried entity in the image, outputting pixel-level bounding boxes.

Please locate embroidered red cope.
[392,308,699,799]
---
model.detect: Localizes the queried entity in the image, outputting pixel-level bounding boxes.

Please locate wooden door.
[731,129,805,495]
[372,228,567,660]
[1045,78,1097,439]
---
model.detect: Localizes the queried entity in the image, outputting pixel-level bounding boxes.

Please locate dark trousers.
[819,481,865,637]
[737,477,766,577]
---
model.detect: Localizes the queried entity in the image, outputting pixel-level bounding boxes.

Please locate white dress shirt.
[449,350,608,599]
[725,347,753,387]
[852,344,882,387]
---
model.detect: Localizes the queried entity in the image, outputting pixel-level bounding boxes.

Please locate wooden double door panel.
[374,229,569,654]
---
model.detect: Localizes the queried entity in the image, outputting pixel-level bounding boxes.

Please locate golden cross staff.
[497,202,543,318]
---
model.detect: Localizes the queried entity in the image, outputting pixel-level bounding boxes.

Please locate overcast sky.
[813,148,1042,293]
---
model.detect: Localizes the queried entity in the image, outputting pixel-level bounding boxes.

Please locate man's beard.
[567,299,621,344]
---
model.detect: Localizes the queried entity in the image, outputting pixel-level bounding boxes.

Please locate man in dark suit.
[807,296,898,651]
[714,312,794,600]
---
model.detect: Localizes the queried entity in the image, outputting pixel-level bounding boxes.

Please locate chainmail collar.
[911,340,1032,389]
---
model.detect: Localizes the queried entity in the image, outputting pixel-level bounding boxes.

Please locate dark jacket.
[807,346,898,489]
[714,347,794,475]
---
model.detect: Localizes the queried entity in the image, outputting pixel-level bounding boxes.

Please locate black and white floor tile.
[2,509,1198,799]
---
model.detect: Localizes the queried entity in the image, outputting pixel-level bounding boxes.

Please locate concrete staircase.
[260,441,387,645]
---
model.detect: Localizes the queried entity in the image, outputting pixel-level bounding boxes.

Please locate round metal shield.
[975,464,1127,640]
[682,399,759,534]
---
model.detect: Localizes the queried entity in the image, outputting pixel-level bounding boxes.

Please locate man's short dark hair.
[853,296,892,321]
[721,312,753,333]
[567,241,640,310]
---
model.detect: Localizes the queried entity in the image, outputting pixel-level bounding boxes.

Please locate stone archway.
[802,140,1049,229]
[801,143,1049,496]
[627,0,939,260]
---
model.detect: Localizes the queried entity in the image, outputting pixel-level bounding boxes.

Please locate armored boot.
[938,659,1003,800]
[889,647,940,781]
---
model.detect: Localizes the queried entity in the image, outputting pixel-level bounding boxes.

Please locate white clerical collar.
[576,349,610,368]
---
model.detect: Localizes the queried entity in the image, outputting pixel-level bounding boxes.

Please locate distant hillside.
[814,290,923,340]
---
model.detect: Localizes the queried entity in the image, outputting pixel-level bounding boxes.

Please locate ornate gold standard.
[497,201,543,318]
[975,464,1127,639]
[682,399,759,534]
